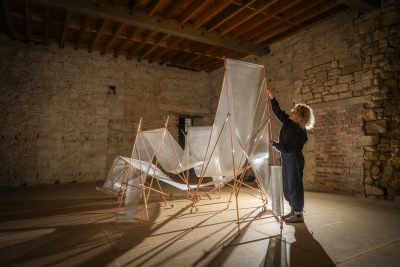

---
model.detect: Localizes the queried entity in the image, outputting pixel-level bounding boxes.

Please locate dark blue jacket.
[271,98,308,153]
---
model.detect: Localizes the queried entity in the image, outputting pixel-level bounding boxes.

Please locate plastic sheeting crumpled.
[99,59,284,219]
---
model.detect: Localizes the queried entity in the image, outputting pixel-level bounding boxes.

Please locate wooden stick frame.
[114,59,282,230]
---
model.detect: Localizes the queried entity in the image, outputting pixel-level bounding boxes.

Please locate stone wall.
[0,35,214,186]
[211,0,399,197]
[357,1,400,199]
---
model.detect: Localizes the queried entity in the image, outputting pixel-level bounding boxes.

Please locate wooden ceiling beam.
[160,39,191,64]
[44,6,51,44]
[206,60,224,72]
[114,26,137,57]
[231,0,302,38]
[197,57,220,70]
[127,43,143,60]
[32,0,267,56]
[243,0,325,40]
[179,0,211,25]
[149,37,181,63]
[160,49,179,65]
[88,18,107,52]
[2,0,17,39]
[181,53,204,67]
[20,12,173,50]
[182,46,218,66]
[164,0,186,20]
[267,5,348,45]
[218,0,278,35]
[127,29,153,60]
[75,15,90,50]
[337,0,379,12]
[101,22,124,55]
[24,0,32,40]
[172,42,201,64]
[138,33,169,61]
[254,1,341,44]
[192,56,213,70]
[171,52,191,66]
[193,0,233,30]
[207,0,257,32]
[59,10,70,48]
[2,0,17,38]
[147,0,166,17]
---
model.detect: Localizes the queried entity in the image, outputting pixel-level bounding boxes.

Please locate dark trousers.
[281,153,305,212]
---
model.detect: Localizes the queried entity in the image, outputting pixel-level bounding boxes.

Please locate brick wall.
[0,35,214,186]
[312,103,364,194]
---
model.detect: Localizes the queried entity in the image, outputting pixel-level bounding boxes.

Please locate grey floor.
[0,181,399,267]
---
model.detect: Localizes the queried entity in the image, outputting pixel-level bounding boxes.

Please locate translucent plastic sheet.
[100,59,284,218]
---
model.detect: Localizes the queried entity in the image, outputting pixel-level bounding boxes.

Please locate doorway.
[178,117,193,149]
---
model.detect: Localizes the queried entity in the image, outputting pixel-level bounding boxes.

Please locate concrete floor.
[0,181,399,267]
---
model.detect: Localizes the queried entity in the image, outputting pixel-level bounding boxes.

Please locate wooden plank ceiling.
[0,0,380,72]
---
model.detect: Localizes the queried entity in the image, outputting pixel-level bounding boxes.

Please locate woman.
[267,86,314,223]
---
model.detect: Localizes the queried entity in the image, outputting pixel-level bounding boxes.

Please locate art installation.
[98,59,284,230]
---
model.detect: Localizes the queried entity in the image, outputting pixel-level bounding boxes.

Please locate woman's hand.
[267,86,274,100]
[269,139,276,146]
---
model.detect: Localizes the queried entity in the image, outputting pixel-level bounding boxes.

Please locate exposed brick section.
[311,104,364,194]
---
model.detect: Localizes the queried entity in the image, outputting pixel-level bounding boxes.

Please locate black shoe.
[281,210,294,220]
[285,213,304,223]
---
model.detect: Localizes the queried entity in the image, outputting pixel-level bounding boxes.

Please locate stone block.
[304,78,316,85]
[302,86,310,93]
[350,80,371,91]
[342,63,363,74]
[358,19,375,35]
[331,84,349,93]
[323,94,338,101]
[338,74,353,83]
[339,91,352,98]
[307,98,322,104]
[379,39,388,48]
[390,139,399,148]
[364,160,373,169]
[373,30,386,41]
[314,71,328,80]
[361,70,374,81]
[365,120,387,134]
[364,176,374,185]
[364,151,379,160]
[328,69,341,77]
[324,79,338,86]
[371,165,381,176]
[303,92,313,101]
[312,85,324,93]
[364,146,375,152]
[365,184,384,196]
[382,10,400,26]
[322,90,330,95]
[363,110,376,121]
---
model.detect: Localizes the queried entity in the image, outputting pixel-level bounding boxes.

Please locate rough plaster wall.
[0,34,214,186]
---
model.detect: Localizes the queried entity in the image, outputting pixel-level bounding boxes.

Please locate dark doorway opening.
[178,117,193,148]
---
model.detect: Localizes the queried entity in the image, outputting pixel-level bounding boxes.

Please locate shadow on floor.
[285,223,336,267]
[0,196,160,266]
[202,219,336,267]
